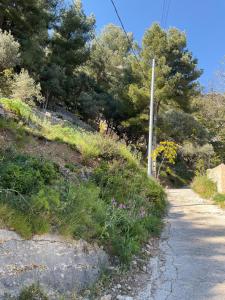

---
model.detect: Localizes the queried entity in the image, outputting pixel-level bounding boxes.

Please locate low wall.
[207,164,225,193]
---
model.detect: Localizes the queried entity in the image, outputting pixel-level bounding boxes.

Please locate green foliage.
[159,110,208,145]
[0,203,32,238]
[18,284,48,300]
[93,160,166,263]
[41,1,95,108]
[191,175,217,199]
[0,145,165,264]
[192,93,225,162]
[213,193,225,208]
[125,23,202,146]
[0,117,27,146]
[152,141,178,179]
[181,142,219,175]
[0,153,58,194]
[0,98,33,120]
[0,98,166,264]
[11,69,43,105]
[58,182,106,240]
[0,0,57,74]
[0,30,20,72]
[0,98,139,164]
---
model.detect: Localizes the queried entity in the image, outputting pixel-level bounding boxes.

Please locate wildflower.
[111,198,117,207]
[118,203,126,209]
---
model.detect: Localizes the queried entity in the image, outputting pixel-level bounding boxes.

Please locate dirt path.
[136,189,225,300]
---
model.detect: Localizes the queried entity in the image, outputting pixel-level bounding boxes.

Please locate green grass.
[0,98,138,164]
[0,98,166,264]
[191,175,217,199]
[18,284,48,300]
[213,193,225,208]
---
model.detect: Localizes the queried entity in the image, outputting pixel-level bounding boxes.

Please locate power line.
[109,0,147,79]
[164,0,171,28]
[161,0,171,28]
[161,0,167,27]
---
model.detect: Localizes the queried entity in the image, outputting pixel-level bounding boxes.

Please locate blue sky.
[80,0,225,91]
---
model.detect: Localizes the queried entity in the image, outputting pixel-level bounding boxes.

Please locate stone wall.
[207,164,225,193]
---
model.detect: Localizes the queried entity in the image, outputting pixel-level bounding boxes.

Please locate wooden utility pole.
[147,58,155,177]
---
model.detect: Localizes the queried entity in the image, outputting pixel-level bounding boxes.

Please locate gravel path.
[136,188,225,300]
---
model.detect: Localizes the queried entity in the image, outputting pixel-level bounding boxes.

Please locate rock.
[117,284,122,289]
[101,295,112,300]
[116,296,134,300]
[142,266,147,272]
[0,230,109,299]
[132,260,137,266]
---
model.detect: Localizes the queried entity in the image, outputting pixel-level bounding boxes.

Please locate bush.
[0,153,59,195]
[0,203,32,238]
[0,29,20,71]
[93,160,166,263]
[18,284,48,300]
[57,182,107,240]
[11,69,43,105]
[191,175,217,199]
[0,98,33,121]
[213,193,225,208]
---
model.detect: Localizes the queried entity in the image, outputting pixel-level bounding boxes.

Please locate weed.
[192,175,217,199]
[213,193,225,208]
[18,284,48,300]
[0,98,166,264]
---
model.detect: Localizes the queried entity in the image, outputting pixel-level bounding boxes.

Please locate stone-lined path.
[136,189,225,300]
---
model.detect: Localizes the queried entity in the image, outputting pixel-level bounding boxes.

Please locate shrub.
[213,193,225,208]
[93,160,166,263]
[191,175,217,199]
[57,182,106,240]
[0,118,27,146]
[0,30,20,72]
[0,153,59,195]
[0,203,32,238]
[18,284,48,300]
[0,98,33,120]
[11,69,43,105]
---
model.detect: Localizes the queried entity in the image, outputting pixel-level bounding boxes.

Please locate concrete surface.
[0,231,108,299]
[136,189,225,300]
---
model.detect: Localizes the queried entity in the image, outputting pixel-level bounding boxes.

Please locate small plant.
[213,193,225,208]
[18,284,48,300]
[152,141,178,179]
[192,175,217,199]
[0,153,59,195]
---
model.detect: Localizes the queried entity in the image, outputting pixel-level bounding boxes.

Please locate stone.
[0,230,109,299]
[142,266,147,272]
[132,260,137,266]
[116,296,134,300]
[207,163,225,193]
[100,295,112,300]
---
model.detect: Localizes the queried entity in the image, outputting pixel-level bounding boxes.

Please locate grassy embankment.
[0,98,166,264]
[192,175,225,208]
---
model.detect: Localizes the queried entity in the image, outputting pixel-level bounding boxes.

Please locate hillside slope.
[0,98,166,265]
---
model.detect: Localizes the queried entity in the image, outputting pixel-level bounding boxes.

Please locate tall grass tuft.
[191,175,217,199]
